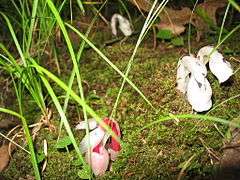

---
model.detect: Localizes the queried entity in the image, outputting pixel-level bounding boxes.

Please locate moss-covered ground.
[1,30,240,179]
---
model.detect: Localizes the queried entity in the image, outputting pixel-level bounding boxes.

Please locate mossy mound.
[2,35,240,179]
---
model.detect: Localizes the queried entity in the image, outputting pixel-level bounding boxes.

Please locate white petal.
[187,76,212,112]
[197,45,224,64]
[198,45,233,83]
[197,46,215,64]
[80,127,105,153]
[209,58,233,83]
[176,59,190,93]
[181,55,207,83]
[75,118,97,130]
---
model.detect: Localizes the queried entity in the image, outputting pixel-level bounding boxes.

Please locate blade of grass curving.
[0,56,22,79]
[60,0,108,131]
[0,107,41,180]
[218,2,231,44]
[26,0,39,53]
[59,2,108,162]
[0,12,26,66]
[65,23,154,110]
[139,114,239,132]
[228,0,240,12]
[76,0,85,14]
[207,94,240,114]
[0,55,13,71]
[46,0,85,115]
[207,23,240,61]
[31,62,121,143]
[0,43,21,71]
[38,71,89,172]
[63,0,107,116]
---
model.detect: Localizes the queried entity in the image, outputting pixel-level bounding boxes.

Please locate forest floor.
[0,22,240,179]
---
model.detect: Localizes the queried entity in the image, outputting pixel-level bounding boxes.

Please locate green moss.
[2,32,240,179]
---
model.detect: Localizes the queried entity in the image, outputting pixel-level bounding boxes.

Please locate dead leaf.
[129,0,228,41]
[157,23,186,36]
[0,116,19,130]
[0,144,10,172]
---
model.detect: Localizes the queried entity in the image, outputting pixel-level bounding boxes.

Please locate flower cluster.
[76,117,121,176]
[177,46,233,112]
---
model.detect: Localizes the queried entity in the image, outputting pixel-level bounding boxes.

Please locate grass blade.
[26,0,39,53]
[218,3,231,44]
[76,0,85,14]
[140,114,238,131]
[228,0,240,12]
[0,12,26,66]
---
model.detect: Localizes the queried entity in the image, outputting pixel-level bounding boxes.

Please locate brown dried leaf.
[129,0,228,41]
[196,1,227,25]
[0,144,10,172]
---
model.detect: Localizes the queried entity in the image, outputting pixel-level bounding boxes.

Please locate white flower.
[177,54,212,112]
[111,14,133,37]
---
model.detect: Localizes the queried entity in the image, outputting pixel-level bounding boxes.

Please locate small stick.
[199,137,220,162]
